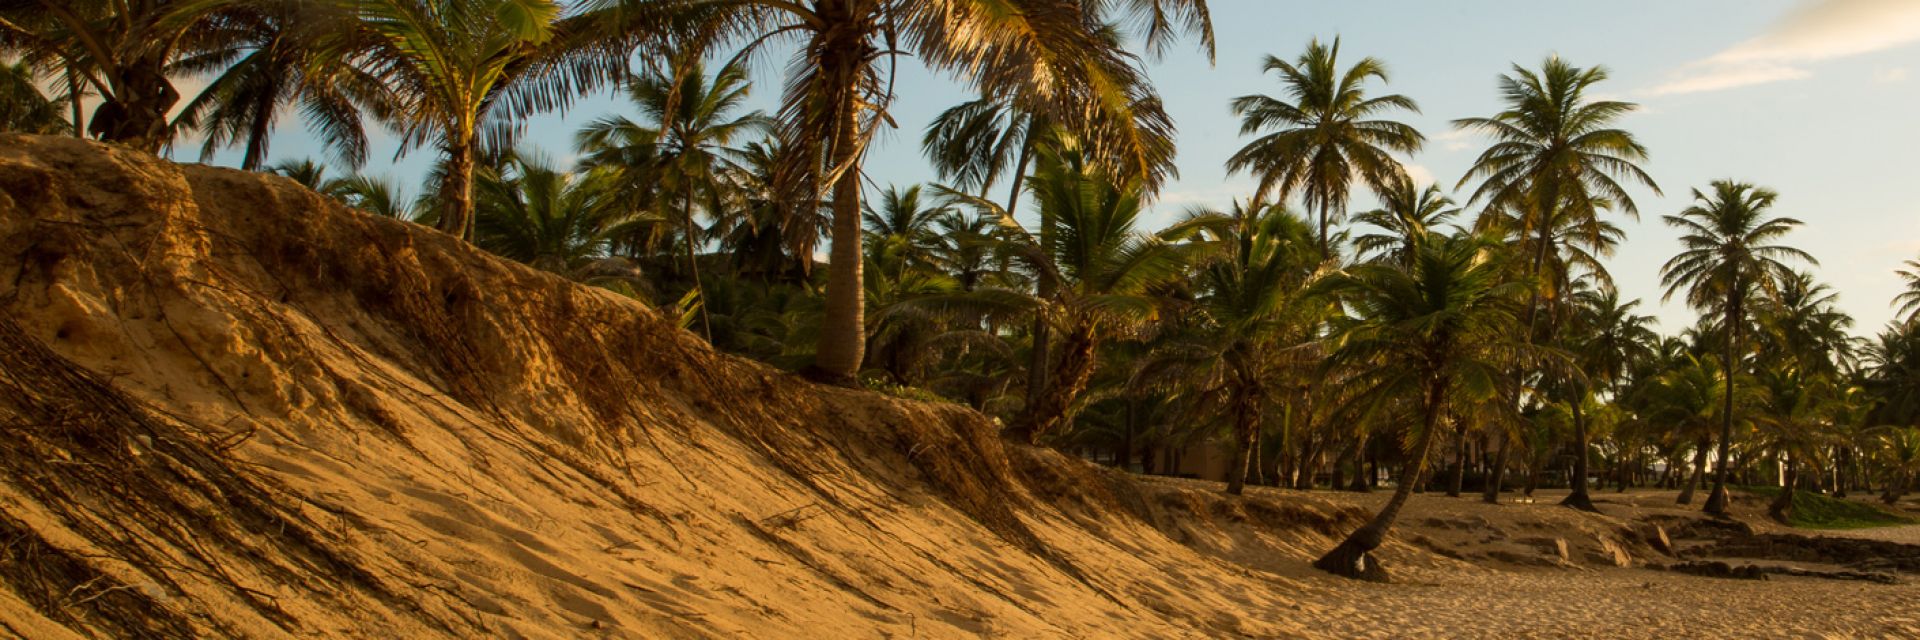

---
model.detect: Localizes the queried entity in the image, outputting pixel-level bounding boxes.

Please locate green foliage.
[1739,486,1916,529]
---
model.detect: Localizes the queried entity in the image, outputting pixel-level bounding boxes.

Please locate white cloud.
[1875,66,1910,83]
[1645,0,1920,96]
[1403,163,1437,187]
[1434,129,1476,152]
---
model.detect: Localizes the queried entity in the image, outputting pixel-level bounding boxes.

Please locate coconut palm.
[1226,37,1423,256]
[1312,231,1544,580]
[652,0,1212,385]
[1660,179,1814,515]
[1351,179,1458,267]
[1641,354,1729,504]
[862,184,949,280]
[1141,203,1326,494]
[1753,365,1835,522]
[472,151,617,272]
[1559,286,1655,511]
[311,0,630,242]
[577,57,767,339]
[1892,257,1920,328]
[334,174,421,220]
[169,1,379,170]
[0,0,251,150]
[0,61,67,133]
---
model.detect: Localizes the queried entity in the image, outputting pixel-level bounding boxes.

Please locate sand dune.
[1,134,1917,638]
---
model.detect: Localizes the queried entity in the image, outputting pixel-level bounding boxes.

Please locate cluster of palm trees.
[10,1,1920,582]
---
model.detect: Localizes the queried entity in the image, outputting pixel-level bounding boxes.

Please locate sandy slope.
[1,134,1917,638]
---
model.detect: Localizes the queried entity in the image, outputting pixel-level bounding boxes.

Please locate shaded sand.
[1,134,1917,638]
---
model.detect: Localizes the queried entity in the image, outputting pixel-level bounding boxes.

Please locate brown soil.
[2,134,1918,638]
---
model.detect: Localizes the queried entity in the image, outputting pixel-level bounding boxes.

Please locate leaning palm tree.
[1227,37,1423,256]
[1311,231,1544,580]
[1660,179,1814,516]
[655,0,1213,384]
[312,0,628,242]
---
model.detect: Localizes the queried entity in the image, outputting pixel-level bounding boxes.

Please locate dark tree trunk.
[1315,379,1447,581]
[1224,365,1263,495]
[1015,324,1097,444]
[809,74,869,384]
[1347,432,1372,492]
[1447,422,1466,497]
[1769,458,1797,523]
[1482,433,1510,504]
[1678,438,1710,505]
[1562,386,1599,512]
[1704,293,1744,516]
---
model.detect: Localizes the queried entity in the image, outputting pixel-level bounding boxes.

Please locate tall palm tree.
[1311,232,1542,580]
[1753,365,1835,522]
[655,0,1213,384]
[1559,286,1655,511]
[0,61,67,133]
[1144,203,1324,494]
[1660,179,1814,515]
[1226,37,1423,256]
[1454,56,1655,502]
[312,0,628,242]
[577,57,766,340]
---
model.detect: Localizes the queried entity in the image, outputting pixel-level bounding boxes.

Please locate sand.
[1,133,1917,638]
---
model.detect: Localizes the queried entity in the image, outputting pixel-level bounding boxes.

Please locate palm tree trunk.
[1447,421,1467,498]
[1225,367,1262,495]
[1016,323,1097,444]
[1347,432,1372,492]
[811,98,867,384]
[437,139,475,241]
[1769,456,1796,523]
[1678,438,1710,504]
[1704,293,1743,516]
[1562,383,1598,511]
[241,82,276,171]
[1315,377,1447,580]
[682,194,712,341]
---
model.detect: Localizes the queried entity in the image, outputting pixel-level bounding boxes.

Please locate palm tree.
[1753,365,1835,522]
[312,0,627,242]
[334,174,422,220]
[1454,57,1655,503]
[1660,180,1814,516]
[472,151,618,272]
[1641,354,1730,505]
[654,0,1213,384]
[1892,257,1920,327]
[1560,287,1655,511]
[1226,37,1423,256]
[169,0,378,170]
[0,61,67,133]
[1351,179,1458,267]
[0,0,247,150]
[1311,231,1542,580]
[577,57,766,340]
[862,184,949,280]
[1143,203,1324,494]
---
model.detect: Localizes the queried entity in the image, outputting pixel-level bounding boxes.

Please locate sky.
[196,0,1920,337]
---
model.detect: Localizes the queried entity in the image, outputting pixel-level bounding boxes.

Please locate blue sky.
[201,0,1920,336]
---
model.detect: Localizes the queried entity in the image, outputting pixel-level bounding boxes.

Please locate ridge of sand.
[1,134,1917,638]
